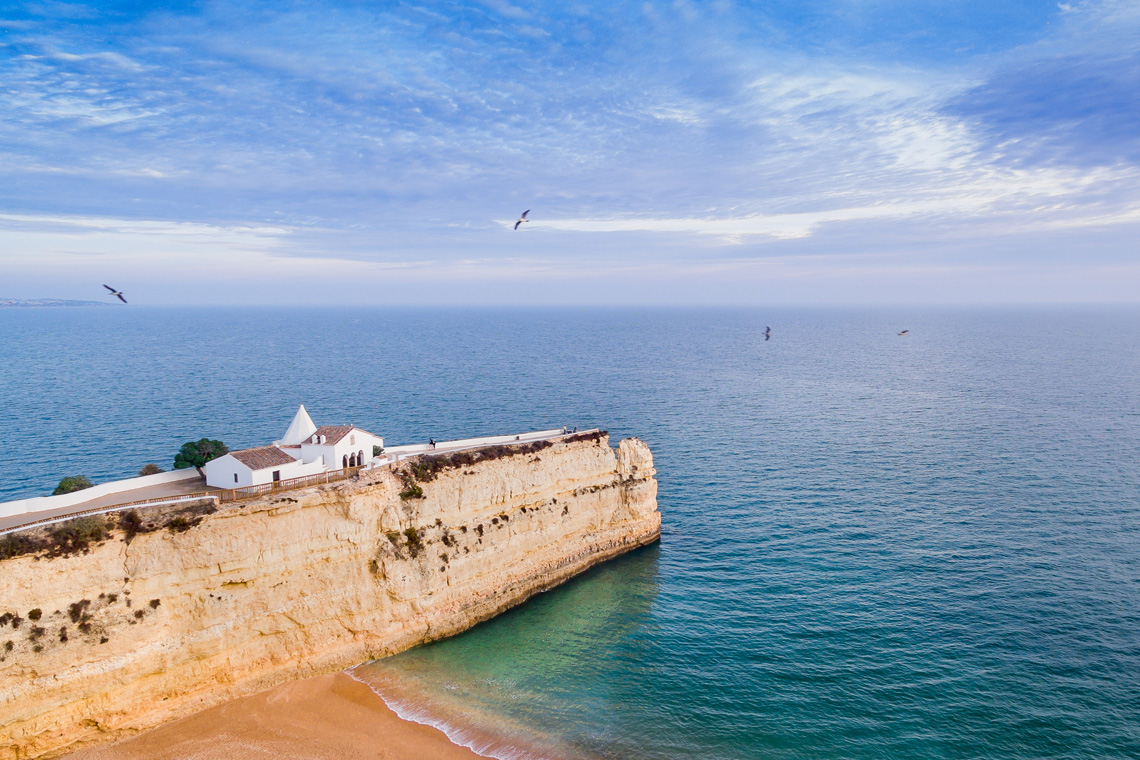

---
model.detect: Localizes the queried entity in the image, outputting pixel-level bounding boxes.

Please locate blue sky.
[1,0,1138,304]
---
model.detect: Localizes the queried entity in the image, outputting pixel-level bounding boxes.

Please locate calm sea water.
[2,306,1139,759]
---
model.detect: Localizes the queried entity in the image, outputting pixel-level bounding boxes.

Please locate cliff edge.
[0,434,660,759]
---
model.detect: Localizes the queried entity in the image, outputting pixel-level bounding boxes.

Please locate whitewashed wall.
[204,454,323,489]
[248,458,324,487]
[204,454,254,489]
[300,429,382,470]
[383,429,566,459]
[0,469,202,519]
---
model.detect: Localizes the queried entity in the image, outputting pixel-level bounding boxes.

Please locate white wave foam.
[345,666,559,760]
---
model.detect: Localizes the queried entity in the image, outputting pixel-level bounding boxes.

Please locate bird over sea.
[514,210,530,230]
[103,284,127,304]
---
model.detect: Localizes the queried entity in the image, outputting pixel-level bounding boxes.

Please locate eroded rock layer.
[0,435,660,759]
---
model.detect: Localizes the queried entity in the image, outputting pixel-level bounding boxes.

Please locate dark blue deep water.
[2,307,1139,759]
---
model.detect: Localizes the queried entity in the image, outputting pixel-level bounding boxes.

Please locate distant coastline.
[0,298,110,308]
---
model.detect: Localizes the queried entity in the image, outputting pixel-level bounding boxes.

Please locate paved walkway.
[0,476,216,532]
[388,429,571,460]
[2,429,591,534]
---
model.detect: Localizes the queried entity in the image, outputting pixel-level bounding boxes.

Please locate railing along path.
[0,466,365,536]
[1,429,599,537]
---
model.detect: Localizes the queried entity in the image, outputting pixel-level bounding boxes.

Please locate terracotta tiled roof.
[230,446,297,471]
[309,425,354,445]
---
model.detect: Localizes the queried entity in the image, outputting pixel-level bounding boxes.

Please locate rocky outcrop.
[0,435,659,759]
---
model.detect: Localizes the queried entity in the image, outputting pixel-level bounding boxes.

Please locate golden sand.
[65,672,484,760]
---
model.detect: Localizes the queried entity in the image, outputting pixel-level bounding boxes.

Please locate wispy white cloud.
[30,48,146,71]
[0,0,1138,303]
[506,167,1140,242]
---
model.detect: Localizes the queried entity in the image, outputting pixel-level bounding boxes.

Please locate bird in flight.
[764,326,771,341]
[898,329,909,336]
[514,209,530,230]
[103,284,127,304]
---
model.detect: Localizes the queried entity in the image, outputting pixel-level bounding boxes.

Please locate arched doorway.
[342,454,348,469]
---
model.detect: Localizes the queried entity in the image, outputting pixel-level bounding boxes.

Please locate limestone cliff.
[0,435,660,759]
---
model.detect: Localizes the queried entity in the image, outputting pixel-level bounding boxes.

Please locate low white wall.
[0,469,202,520]
[383,429,567,460]
[3,430,580,518]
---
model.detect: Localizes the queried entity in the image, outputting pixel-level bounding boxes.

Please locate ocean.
[3,306,1139,759]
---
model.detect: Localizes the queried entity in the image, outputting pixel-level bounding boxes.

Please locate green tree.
[53,475,93,495]
[173,439,229,473]
[138,463,164,476]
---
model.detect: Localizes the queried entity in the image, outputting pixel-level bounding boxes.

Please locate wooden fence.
[3,430,590,536]
[217,466,362,502]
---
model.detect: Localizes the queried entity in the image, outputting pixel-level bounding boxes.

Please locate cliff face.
[0,435,660,759]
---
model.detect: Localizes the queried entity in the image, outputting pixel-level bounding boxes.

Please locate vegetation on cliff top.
[393,432,607,503]
[404,432,606,485]
[0,516,113,561]
[52,475,93,495]
[0,503,217,561]
[564,430,607,445]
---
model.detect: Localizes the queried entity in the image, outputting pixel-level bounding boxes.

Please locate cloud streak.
[0,0,1138,303]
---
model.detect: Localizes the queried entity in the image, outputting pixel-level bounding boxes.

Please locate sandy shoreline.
[64,672,485,760]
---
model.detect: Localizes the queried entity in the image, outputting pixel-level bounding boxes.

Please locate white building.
[203,405,384,489]
[300,425,383,471]
[204,445,320,488]
[277,404,318,446]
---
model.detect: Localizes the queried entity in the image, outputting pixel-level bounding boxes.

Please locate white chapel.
[203,405,384,489]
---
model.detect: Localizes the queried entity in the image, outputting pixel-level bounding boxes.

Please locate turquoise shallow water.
[2,306,1140,758]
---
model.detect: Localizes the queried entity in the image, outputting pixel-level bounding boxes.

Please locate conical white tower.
[278,404,317,446]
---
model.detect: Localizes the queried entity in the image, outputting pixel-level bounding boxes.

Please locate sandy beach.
[65,672,484,760]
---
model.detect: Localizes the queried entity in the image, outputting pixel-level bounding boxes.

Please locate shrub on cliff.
[565,430,607,444]
[165,516,196,532]
[48,517,110,556]
[396,470,424,500]
[137,463,164,476]
[403,527,423,557]
[52,475,93,495]
[67,600,91,624]
[118,510,145,542]
[173,439,229,473]
[373,445,384,457]
[0,533,43,561]
[405,439,559,485]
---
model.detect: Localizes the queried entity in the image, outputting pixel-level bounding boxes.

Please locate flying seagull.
[514,209,530,230]
[103,284,127,304]
[764,326,771,341]
[898,329,909,336]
